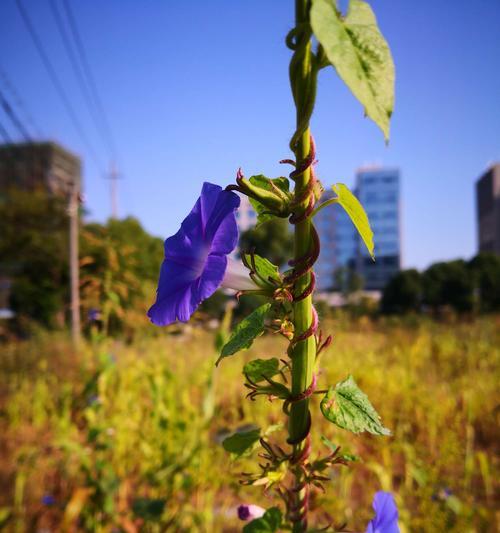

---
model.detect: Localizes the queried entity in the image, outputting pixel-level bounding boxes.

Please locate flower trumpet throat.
[221,258,260,291]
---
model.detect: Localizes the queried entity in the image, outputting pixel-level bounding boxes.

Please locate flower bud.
[237,504,266,521]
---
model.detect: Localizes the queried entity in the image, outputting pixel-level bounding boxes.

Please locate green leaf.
[320,434,339,452]
[222,427,261,459]
[320,435,360,462]
[311,0,395,140]
[243,253,281,286]
[243,507,282,533]
[216,304,271,365]
[243,358,280,383]
[333,183,374,259]
[263,423,283,436]
[248,175,290,225]
[132,498,166,522]
[320,375,390,436]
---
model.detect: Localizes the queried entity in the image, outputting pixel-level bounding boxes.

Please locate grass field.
[0,315,498,532]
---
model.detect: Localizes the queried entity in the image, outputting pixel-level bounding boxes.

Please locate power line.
[0,88,32,142]
[0,119,14,144]
[49,0,113,163]
[61,0,125,218]
[60,0,118,163]
[0,66,43,139]
[15,0,104,172]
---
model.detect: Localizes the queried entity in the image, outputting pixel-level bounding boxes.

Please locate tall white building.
[235,194,257,232]
[232,194,257,259]
[356,167,401,289]
[315,190,358,290]
[315,166,401,291]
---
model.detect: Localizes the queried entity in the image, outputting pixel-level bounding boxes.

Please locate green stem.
[288,0,317,531]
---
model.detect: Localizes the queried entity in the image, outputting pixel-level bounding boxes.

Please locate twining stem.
[288,0,317,531]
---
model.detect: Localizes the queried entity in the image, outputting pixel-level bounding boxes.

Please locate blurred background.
[0,1,499,531]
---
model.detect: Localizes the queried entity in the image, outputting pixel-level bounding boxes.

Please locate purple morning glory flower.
[237,504,266,521]
[149,182,254,326]
[366,491,400,533]
[41,494,55,506]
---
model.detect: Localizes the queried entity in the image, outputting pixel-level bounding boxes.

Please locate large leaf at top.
[333,183,374,259]
[222,427,261,459]
[243,507,282,533]
[216,304,271,365]
[248,175,290,225]
[320,375,390,436]
[310,0,395,140]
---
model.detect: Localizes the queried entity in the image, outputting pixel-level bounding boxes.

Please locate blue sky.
[1,0,499,269]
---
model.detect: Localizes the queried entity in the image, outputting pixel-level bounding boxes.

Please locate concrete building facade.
[0,142,81,322]
[0,141,81,197]
[476,163,500,255]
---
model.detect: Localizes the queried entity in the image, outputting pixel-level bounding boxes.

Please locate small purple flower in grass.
[41,494,55,506]
[366,491,400,533]
[237,504,266,521]
[87,307,101,322]
[149,182,256,326]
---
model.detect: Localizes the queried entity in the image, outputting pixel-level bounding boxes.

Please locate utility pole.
[68,179,81,346]
[107,161,119,218]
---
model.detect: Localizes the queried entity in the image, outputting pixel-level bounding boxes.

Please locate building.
[476,163,500,254]
[0,141,81,197]
[0,141,81,324]
[315,189,358,290]
[235,194,257,233]
[230,194,257,260]
[315,167,401,292]
[356,167,401,290]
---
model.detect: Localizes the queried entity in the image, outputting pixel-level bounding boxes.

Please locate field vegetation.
[0,314,498,532]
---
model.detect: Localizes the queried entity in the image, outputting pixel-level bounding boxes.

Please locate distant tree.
[239,218,293,266]
[381,269,422,314]
[468,253,500,312]
[80,217,163,335]
[422,260,474,313]
[0,188,69,327]
[334,266,364,296]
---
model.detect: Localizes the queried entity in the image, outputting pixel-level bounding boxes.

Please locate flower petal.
[193,254,227,303]
[148,182,240,326]
[202,185,240,247]
[147,259,198,326]
[164,199,205,265]
[210,209,239,255]
[366,492,399,533]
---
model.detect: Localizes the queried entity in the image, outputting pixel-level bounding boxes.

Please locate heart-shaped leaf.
[222,428,261,459]
[311,0,395,140]
[243,358,280,383]
[320,375,390,436]
[217,304,271,365]
[243,507,282,533]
